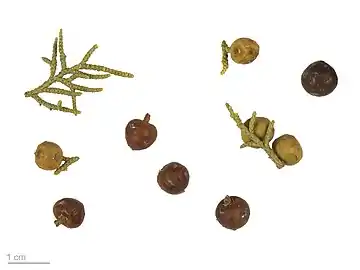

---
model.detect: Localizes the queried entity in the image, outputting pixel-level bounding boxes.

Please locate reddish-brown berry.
[53,198,85,229]
[125,113,157,150]
[215,195,250,230]
[157,162,189,195]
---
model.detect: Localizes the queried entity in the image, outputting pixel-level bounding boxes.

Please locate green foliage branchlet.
[24,29,134,115]
[225,103,285,169]
[54,156,80,175]
[220,41,230,75]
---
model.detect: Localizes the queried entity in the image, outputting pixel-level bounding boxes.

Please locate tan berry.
[35,141,63,170]
[272,134,303,165]
[229,38,259,64]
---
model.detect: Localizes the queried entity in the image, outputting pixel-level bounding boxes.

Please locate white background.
[0,0,359,269]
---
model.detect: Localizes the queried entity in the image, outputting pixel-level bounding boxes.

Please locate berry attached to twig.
[35,141,79,175]
[220,38,260,75]
[225,103,303,169]
[272,134,303,165]
[242,117,275,148]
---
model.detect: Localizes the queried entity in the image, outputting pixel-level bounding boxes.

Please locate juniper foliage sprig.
[54,156,80,175]
[24,29,134,115]
[225,103,285,169]
[220,40,230,75]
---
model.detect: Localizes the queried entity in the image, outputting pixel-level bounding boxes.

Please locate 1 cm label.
[7,253,26,261]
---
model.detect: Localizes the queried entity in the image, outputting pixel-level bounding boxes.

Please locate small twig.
[240,141,258,148]
[70,71,111,80]
[31,94,81,114]
[54,214,67,227]
[54,156,80,175]
[264,120,275,146]
[248,112,257,133]
[42,57,51,64]
[68,84,78,114]
[225,103,285,169]
[220,40,230,75]
[58,29,67,69]
[57,100,62,110]
[57,78,103,92]
[38,87,82,97]
[223,195,232,207]
[54,218,63,227]
[50,38,58,78]
[81,44,98,63]
[81,64,134,78]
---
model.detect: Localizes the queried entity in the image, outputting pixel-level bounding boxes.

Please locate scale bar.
[8,261,50,265]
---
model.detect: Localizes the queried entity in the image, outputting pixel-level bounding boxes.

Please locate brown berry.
[229,38,259,64]
[35,141,63,170]
[242,117,274,148]
[125,113,157,150]
[157,162,189,195]
[215,195,250,230]
[301,60,338,97]
[53,198,85,229]
[272,134,303,165]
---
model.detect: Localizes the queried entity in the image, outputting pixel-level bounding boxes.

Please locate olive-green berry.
[272,134,303,165]
[241,117,275,148]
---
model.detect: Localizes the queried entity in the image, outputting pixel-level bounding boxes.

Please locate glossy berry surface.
[157,162,189,195]
[301,60,338,97]
[215,195,250,230]
[53,198,85,229]
[125,113,157,150]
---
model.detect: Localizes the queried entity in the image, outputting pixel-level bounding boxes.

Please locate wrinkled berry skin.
[53,198,85,229]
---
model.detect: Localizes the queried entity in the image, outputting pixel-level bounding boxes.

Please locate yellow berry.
[35,141,63,170]
[229,38,259,64]
[241,117,274,148]
[272,135,303,165]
